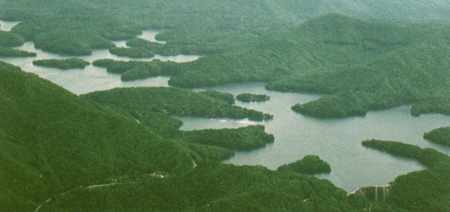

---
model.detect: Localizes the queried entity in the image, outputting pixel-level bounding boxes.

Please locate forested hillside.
[0,0,449,55]
[0,0,449,211]
[0,62,197,211]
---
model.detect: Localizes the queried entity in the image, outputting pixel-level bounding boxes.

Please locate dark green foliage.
[270,17,450,118]
[181,126,275,151]
[93,59,135,74]
[1,0,449,56]
[32,58,89,70]
[292,93,367,118]
[411,98,450,116]
[39,164,356,212]
[82,87,273,121]
[199,90,235,105]
[236,93,270,103]
[109,47,154,58]
[32,30,114,56]
[186,143,235,162]
[362,140,450,212]
[0,62,197,211]
[0,47,35,57]
[278,155,332,175]
[164,14,450,118]
[130,111,183,137]
[362,140,423,163]
[424,127,450,147]
[0,31,24,47]
[93,59,182,81]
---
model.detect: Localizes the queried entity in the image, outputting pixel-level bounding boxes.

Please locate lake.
[0,29,199,94]
[1,23,449,192]
[180,83,450,191]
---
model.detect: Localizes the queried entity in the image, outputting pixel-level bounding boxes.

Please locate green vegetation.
[181,126,274,151]
[291,94,367,119]
[266,16,450,118]
[32,58,89,70]
[0,62,197,211]
[187,143,235,162]
[38,164,357,212]
[411,98,450,116]
[1,1,450,211]
[278,155,331,175]
[199,90,235,105]
[82,87,273,122]
[424,127,450,147]
[362,140,450,212]
[0,1,447,119]
[109,47,154,58]
[1,0,448,56]
[0,62,363,212]
[237,93,270,103]
[93,59,182,81]
[0,31,24,47]
[0,47,35,57]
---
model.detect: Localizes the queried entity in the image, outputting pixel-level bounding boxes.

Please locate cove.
[0,19,20,31]
[0,28,199,94]
[1,20,449,192]
[180,83,450,191]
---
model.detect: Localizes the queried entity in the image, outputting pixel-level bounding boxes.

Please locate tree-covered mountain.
[0,62,203,211]
[0,0,449,211]
[166,14,450,118]
[0,62,358,212]
[0,0,449,55]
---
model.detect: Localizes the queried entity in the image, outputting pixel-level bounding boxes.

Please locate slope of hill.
[0,62,196,211]
[82,87,273,123]
[0,61,364,212]
[424,127,450,147]
[0,0,449,55]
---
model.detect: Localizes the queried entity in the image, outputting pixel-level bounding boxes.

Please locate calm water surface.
[180,83,450,191]
[0,20,19,31]
[0,28,199,94]
[1,20,449,192]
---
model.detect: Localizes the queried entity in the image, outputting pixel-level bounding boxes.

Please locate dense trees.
[33,58,89,70]
[82,87,273,122]
[1,0,448,57]
[0,1,449,211]
[278,155,332,175]
[361,140,450,211]
[180,126,275,151]
[0,62,196,211]
[93,59,183,81]
[424,127,450,147]
[0,47,35,57]
[0,31,24,47]
[38,163,357,212]
[109,47,154,58]
[236,93,270,103]
[0,62,361,212]
[411,98,450,116]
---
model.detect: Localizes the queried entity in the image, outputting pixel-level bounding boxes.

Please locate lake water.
[138,30,167,45]
[1,21,449,192]
[0,19,20,31]
[180,83,450,191]
[0,29,199,94]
